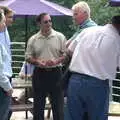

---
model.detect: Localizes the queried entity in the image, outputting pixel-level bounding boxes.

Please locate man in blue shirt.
[0,6,14,120]
[0,6,14,80]
[0,9,13,120]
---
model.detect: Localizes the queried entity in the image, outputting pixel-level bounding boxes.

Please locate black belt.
[36,66,62,72]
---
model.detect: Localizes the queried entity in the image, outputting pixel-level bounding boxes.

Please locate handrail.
[11,42,25,45]
[11,49,25,52]
[10,42,120,102]
[11,42,25,77]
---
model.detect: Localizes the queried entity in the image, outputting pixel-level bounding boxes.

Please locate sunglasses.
[43,19,52,24]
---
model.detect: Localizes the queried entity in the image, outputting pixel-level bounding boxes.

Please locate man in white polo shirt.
[64,16,120,120]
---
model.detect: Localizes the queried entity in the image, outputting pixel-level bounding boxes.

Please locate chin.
[47,27,51,30]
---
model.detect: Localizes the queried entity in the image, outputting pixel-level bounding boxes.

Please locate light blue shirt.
[0,28,12,77]
[19,62,34,76]
[69,19,97,41]
[0,43,12,91]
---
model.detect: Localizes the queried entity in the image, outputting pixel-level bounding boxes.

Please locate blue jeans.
[64,73,109,120]
[0,87,11,120]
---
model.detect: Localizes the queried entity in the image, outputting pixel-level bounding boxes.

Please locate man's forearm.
[0,75,12,92]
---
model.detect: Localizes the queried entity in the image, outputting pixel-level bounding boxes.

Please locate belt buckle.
[45,68,52,71]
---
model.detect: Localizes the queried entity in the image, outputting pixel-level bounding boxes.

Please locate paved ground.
[10,110,53,120]
[109,117,120,120]
[11,111,33,120]
[10,112,120,120]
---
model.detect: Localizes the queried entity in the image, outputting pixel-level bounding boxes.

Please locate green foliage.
[88,0,120,25]
[9,0,120,42]
[8,16,38,42]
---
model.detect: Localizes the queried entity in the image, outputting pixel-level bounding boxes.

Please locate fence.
[11,42,120,102]
[11,42,25,77]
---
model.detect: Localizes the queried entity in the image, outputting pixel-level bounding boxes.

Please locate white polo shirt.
[68,24,120,80]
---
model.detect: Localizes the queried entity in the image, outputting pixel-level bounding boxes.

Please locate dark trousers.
[0,87,11,120]
[32,67,64,120]
[6,77,12,120]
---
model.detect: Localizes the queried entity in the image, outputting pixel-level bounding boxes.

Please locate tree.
[9,0,120,42]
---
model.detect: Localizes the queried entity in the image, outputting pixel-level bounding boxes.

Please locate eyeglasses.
[43,19,52,24]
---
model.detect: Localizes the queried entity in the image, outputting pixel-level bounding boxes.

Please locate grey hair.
[72,1,90,18]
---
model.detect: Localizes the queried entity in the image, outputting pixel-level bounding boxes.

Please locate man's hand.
[37,59,47,67]
[19,73,32,79]
[6,88,13,97]
[19,73,26,79]
[46,57,65,66]
[46,60,55,66]
[36,57,65,67]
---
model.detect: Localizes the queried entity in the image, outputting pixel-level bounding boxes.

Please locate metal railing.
[11,42,25,77]
[11,42,120,102]
[112,73,120,102]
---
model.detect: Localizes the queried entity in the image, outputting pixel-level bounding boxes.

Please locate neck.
[41,28,51,36]
[0,24,6,32]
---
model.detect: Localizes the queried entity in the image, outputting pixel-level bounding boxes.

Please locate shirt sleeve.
[0,44,12,92]
[19,61,26,74]
[60,34,67,55]
[68,29,87,52]
[19,62,34,75]
[68,39,78,52]
[25,36,35,60]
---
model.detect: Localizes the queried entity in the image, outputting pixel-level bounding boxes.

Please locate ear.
[36,22,41,27]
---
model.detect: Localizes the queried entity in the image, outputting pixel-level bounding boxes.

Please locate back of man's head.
[112,16,120,34]
[112,16,120,25]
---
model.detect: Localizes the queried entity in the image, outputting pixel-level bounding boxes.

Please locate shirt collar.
[0,27,6,33]
[38,29,56,38]
[79,19,90,28]
[79,18,97,29]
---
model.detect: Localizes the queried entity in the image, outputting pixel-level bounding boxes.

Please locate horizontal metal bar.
[112,93,120,97]
[12,55,25,57]
[12,67,21,69]
[12,61,24,63]
[11,49,25,52]
[113,79,120,82]
[11,42,25,45]
[112,86,120,89]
